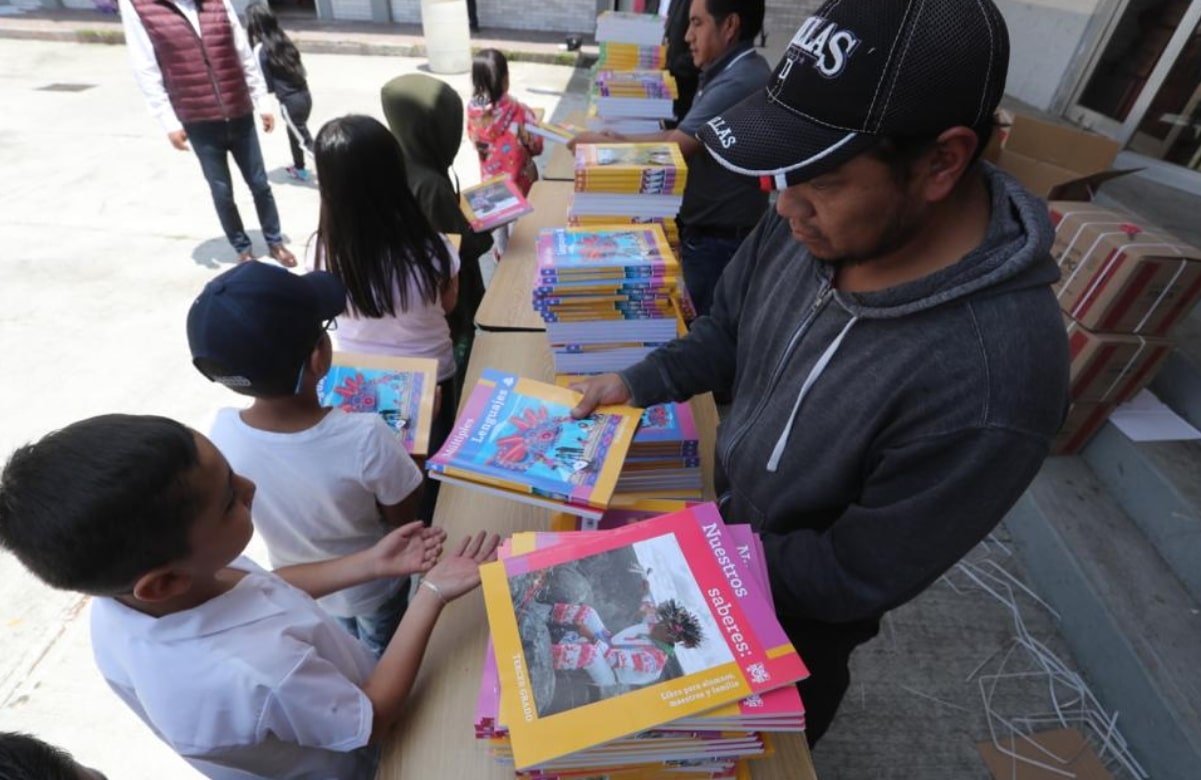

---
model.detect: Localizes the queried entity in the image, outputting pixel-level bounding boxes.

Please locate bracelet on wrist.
[420,578,447,605]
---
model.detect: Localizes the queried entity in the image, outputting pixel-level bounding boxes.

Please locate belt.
[685,224,755,241]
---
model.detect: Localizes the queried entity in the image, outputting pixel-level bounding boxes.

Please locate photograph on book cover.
[317,366,427,452]
[507,534,732,719]
[541,228,673,269]
[466,178,522,218]
[592,145,677,168]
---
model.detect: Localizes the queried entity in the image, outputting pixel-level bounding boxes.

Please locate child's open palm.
[423,531,500,602]
[371,521,447,578]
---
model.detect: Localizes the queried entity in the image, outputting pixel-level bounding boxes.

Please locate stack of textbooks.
[316,352,438,456]
[532,225,682,374]
[598,41,668,70]
[591,69,678,120]
[427,369,641,519]
[594,9,666,47]
[475,503,808,776]
[571,143,687,218]
[460,175,534,232]
[555,384,704,505]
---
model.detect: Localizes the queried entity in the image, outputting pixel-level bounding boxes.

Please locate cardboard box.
[1051,202,1201,336]
[994,114,1131,200]
[1053,400,1117,455]
[1066,318,1172,403]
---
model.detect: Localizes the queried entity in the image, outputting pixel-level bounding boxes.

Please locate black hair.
[313,115,454,317]
[704,0,765,43]
[244,2,306,85]
[868,118,997,185]
[0,415,199,596]
[656,599,705,648]
[0,732,87,780]
[472,48,509,105]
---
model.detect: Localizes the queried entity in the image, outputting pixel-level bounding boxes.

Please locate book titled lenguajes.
[427,369,641,519]
[461,175,534,232]
[481,503,807,768]
[317,352,438,456]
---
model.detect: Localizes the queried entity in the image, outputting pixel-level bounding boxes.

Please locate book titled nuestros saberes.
[480,503,808,768]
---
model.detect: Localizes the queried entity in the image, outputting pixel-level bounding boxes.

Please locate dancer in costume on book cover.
[320,369,424,450]
[509,539,728,718]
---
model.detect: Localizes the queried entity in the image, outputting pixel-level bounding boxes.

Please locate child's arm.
[274,521,446,598]
[441,273,460,315]
[379,486,423,528]
[366,531,500,742]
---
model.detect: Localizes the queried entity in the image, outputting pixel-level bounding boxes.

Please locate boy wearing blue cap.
[187,262,425,656]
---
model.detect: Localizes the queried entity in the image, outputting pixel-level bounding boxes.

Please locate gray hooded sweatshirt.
[621,164,1069,629]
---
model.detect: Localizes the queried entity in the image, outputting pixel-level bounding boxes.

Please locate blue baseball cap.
[187,263,347,397]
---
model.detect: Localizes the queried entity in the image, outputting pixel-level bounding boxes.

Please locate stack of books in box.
[475,504,808,777]
[598,41,668,70]
[532,225,682,374]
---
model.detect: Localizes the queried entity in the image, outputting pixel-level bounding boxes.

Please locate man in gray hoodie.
[571,0,1070,746]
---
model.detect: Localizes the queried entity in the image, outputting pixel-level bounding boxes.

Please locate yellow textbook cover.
[316,351,438,456]
[427,369,641,519]
[481,504,808,769]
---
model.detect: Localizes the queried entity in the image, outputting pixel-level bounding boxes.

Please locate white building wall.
[994,0,1112,111]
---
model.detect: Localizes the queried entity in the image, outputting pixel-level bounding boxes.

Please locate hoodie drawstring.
[766,315,859,472]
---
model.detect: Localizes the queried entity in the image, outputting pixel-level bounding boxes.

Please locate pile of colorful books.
[555,386,704,505]
[595,9,666,47]
[598,41,668,70]
[591,69,678,120]
[427,369,641,520]
[475,504,808,777]
[571,142,686,218]
[532,224,682,374]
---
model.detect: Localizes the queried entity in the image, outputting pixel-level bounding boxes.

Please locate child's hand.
[422,531,500,602]
[370,521,447,579]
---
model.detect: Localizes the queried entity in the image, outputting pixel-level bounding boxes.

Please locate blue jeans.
[183,114,282,254]
[681,228,748,319]
[335,579,410,658]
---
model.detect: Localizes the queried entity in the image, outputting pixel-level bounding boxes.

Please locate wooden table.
[377,332,815,780]
[475,180,574,332]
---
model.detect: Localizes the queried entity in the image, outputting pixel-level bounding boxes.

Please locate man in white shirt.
[120,0,297,266]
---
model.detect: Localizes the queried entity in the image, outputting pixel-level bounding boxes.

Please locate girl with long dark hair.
[245,2,315,181]
[312,114,460,520]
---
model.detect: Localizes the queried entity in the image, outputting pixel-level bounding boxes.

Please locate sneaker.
[286,166,310,181]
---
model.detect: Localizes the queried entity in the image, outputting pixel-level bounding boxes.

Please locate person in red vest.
[120,0,297,267]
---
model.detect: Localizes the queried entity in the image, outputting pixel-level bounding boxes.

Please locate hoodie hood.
[381,73,463,174]
[827,163,1060,320]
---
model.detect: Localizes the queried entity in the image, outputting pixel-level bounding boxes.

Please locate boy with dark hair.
[187,262,426,657]
[0,414,497,779]
[0,732,107,780]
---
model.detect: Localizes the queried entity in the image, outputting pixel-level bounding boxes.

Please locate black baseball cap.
[698,0,1010,189]
[187,263,347,397]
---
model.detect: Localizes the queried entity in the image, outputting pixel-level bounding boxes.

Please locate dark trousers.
[681,227,748,318]
[466,0,479,29]
[783,615,881,747]
[278,91,314,170]
[184,114,282,254]
[419,377,459,524]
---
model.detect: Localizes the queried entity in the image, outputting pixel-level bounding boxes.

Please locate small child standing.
[245,2,314,181]
[188,262,425,657]
[312,114,461,523]
[467,50,544,260]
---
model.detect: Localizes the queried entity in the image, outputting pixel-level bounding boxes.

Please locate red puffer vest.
[129,0,253,123]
